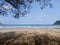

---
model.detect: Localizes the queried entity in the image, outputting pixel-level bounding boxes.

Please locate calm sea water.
[0,24,60,29]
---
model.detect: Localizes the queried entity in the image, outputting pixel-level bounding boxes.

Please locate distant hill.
[53,20,60,25]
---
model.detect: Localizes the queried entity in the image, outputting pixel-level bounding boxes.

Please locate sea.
[0,24,60,29]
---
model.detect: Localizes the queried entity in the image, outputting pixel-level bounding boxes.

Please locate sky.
[0,0,60,24]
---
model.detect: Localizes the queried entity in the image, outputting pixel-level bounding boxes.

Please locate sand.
[0,28,60,45]
[0,28,60,37]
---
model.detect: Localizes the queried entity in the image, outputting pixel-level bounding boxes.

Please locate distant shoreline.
[0,25,60,29]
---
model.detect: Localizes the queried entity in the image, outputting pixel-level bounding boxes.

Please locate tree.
[0,0,52,19]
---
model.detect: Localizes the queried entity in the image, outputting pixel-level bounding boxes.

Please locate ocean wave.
[0,25,60,29]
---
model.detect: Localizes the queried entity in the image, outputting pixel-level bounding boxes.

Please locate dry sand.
[0,28,60,45]
[0,28,60,37]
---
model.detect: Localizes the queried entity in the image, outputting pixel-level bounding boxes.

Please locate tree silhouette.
[0,0,52,19]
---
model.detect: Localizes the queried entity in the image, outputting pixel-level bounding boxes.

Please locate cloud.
[37,14,47,22]
[0,19,4,22]
[2,4,12,10]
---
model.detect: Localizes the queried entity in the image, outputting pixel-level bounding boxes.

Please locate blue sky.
[0,0,60,24]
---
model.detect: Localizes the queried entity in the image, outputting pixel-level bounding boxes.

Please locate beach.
[0,28,60,37]
[0,28,60,45]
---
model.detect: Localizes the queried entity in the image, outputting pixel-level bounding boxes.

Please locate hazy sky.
[0,0,60,24]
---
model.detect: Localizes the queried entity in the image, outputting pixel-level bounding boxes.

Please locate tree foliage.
[0,0,52,19]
